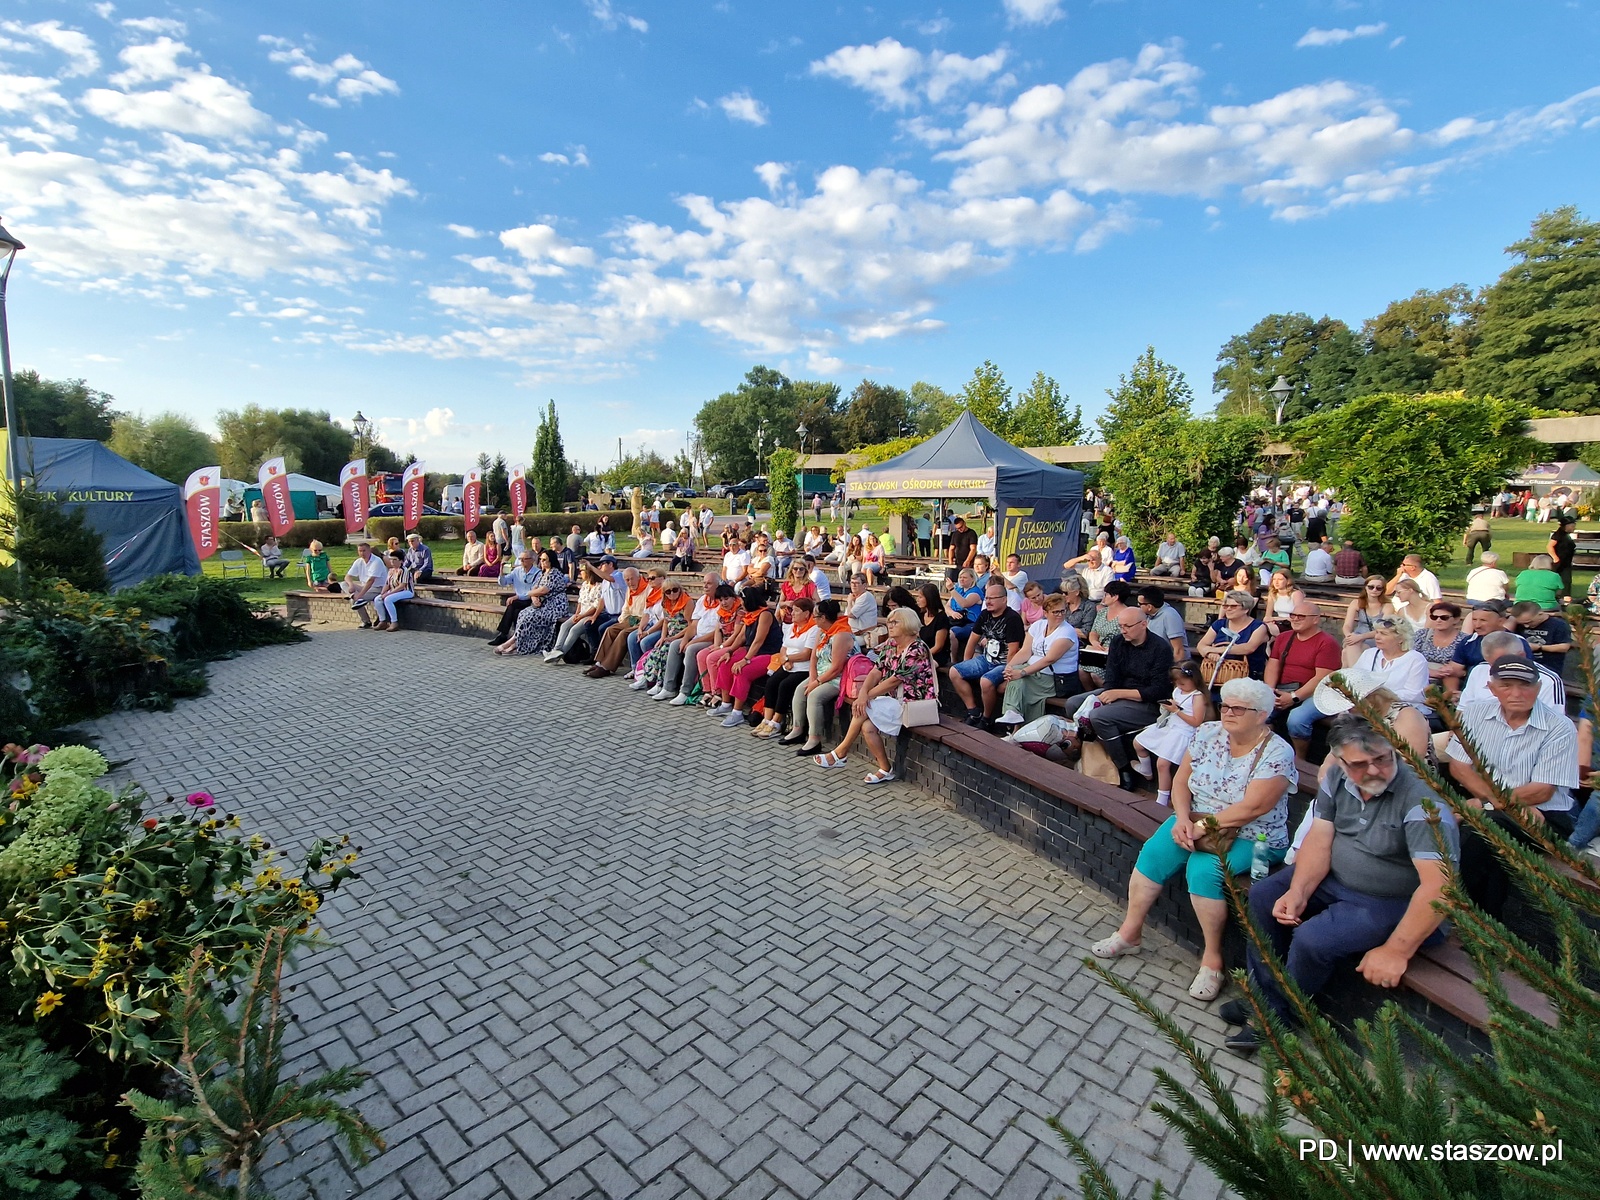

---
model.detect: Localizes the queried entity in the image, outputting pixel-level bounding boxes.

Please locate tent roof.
[244,472,341,497]
[843,410,1082,499]
[15,435,184,497]
[1514,461,1600,486]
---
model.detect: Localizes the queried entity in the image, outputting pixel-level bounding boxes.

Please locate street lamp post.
[796,421,809,459]
[0,221,26,491]
[352,410,372,458]
[1266,374,1294,507]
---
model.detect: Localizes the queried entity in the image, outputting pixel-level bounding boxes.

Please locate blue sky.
[3,1,1598,474]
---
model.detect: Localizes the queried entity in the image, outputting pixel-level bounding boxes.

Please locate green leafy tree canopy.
[768,448,800,536]
[1,370,119,440]
[1010,371,1086,446]
[1294,391,1538,573]
[959,361,1012,435]
[1098,347,1193,444]
[532,401,569,512]
[108,412,217,485]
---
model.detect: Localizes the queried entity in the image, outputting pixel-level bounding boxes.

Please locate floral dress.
[879,636,937,701]
[510,569,570,654]
[638,605,693,689]
[1183,722,1297,848]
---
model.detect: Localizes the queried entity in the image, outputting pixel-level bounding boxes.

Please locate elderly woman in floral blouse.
[813,606,937,785]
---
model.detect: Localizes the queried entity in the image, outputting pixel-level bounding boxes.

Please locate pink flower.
[185,791,215,809]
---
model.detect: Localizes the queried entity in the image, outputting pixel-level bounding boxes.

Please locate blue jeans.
[1571,795,1600,849]
[627,628,661,667]
[953,654,1007,690]
[584,610,618,656]
[1285,696,1326,740]
[1246,866,1441,1025]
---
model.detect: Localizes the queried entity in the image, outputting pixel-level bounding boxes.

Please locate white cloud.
[810,38,1008,109]
[0,19,101,76]
[538,145,590,166]
[717,90,769,126]
[1296,23,1388,49]
[120,16,186,36]
[448,224,484,238]
[754,161,790,194]
[585,0,648,34]
[259,36,399,106]
[915,18,952,36]
[376,406,462,452]
[1003,0,1064,28]
[0,27,413,300]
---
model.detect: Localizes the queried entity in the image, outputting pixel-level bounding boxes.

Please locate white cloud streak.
[717,90,769,126]
[260,36,399,106]
[810,38,1008,109]
[585,0,648,34]
[1296,23,1388,49]
[1003,0,1064,28]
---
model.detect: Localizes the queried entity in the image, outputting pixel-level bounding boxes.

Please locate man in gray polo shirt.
[1225,716,1459,1054]
[1447,656,1579,917]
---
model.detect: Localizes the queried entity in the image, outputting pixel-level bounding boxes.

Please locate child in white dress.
[1132,661,1209,805]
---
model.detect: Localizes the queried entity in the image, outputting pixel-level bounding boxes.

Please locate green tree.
[486,454,509,509]
[838,380,911,449]
[908,381,961,435]
[959,361,1012,436]
[531,401,569,513]
[790,379,844,454]
[1098,347,1193,444]
[1214,313,1354,420]
[215,406,289,479]
[1099,413,1267,562]
[693,366,791,481]
[1009,371,1085,446]
[768,448,800,536]
[1466,206,1600,411]
[1294,392,1537,573]
[1359,285,1480,396]
[1304,322,1365,411]
[365,442,401,474]
[602,449,678,489]
[2,485,110,593]
[108,412,217,484]
[275,410,353,482]
[1,370,118,440]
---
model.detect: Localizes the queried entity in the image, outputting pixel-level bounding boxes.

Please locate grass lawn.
[1432,518,1593,596]
[205,533,645,604]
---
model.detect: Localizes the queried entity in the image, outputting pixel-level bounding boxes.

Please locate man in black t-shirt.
[1511,601,1573,674]
[946,515,978,581]
[949,580,1025,726]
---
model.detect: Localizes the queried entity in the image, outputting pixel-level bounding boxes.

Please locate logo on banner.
[998,504,1075,583]
[509,465,528,520]
[401,462,426,531]
[257,457,295,537]
[462,469,482,532]
[339,459,369,534]
[182,466,222,560]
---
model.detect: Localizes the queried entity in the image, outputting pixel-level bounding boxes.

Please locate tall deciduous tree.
[909,381,961,435]
[959,361,1012,435]
[1294,392,1537,573]
[275,409,353,481]
[216,405,291,479]
[1,370,119,440]
[486,454,509,508]
[1010,372,1085,446]
[1213,313,1354,420]
[1304,323,1365,411]
[531,401,569,512]
[1466,206,1600,412]
[1099,413,1267,563]
[768,448,800,536]
[602,450,679,489]
[693,368,842,480]
[838,380,911,449]
[1359,286,1480,395]
[1098,347,1193,444]
[108,412,217,484]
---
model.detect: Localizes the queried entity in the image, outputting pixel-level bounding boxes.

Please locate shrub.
[769,450,799,538]
[110,575,303,662]
[0,1022,109,1198]
[217,518,347,551]
[1,485,110,595]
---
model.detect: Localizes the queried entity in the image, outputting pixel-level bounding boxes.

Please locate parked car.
[708,481,734,498]
[673,487,701,499]
[727,477,769,499]
[368,502,443,517]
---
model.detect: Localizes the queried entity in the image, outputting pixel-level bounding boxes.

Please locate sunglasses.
[1366,584,1385,591]
[1429,612,1453,620]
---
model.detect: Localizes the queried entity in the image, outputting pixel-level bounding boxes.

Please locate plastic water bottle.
[1250,834,1272,881]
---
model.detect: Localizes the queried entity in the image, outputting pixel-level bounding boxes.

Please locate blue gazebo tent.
[1,433,200,589]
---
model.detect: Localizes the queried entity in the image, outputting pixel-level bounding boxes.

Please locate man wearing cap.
[402,532,434,584]
[573,555,626,661]
[1225,715,1458,1055]
[1456,632,1562,709]
[1447,657,1580,916]
[342,540,387,628]
[488,550,542,647]
[1331,540,1368,587]
[1269,601,1343,757]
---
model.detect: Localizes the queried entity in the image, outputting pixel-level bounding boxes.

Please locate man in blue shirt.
[402,532,434,584]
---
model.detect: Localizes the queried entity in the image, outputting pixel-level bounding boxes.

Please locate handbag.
[1190,734,1273,854]
[900,698,940,728]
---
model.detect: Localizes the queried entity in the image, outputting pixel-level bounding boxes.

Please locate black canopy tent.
[843,412,1084,588]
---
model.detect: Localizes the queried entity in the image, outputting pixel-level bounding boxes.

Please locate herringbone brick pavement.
[84,629,1263,1199]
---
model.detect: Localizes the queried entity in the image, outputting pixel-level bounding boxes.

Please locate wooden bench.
[283,590,504,637]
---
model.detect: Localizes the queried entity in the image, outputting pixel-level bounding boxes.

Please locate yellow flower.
[284,877,302,892]
[131,900,157,921]
[341,852,359,866]
[34,991,65,1017]
[299,892,321,914]
[52,863,77,880]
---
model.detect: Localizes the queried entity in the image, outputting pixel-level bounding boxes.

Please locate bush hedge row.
[221,508,693,549]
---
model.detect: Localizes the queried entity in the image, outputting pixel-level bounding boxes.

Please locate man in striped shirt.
[1446,657,1579,917]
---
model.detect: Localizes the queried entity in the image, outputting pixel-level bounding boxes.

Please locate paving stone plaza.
[85,628,1263,1200]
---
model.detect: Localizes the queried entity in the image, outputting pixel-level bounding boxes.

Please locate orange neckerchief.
[718,600,740,638]
[741,608,763,626]
[791,615,817,638]
[645,584,664,606]
[628,578,648,599]
[662,590,690,616]
[824,616,852,638]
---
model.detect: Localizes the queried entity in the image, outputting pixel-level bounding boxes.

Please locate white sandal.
[1090,932,1143,959]
[863,768,896,785]
[813,752,848,769]
[1189,966,1227,1001]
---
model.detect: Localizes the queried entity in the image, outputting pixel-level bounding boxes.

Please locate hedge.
[219,519,347,550]
[221,509,692,549]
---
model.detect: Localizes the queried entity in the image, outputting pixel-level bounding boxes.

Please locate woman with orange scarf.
[751,598,822,738]
[585,568,656,677]
[781,600,855,752]
[688,587,745,703]
[708,586,776,726]
[630,579,695,691]
[626,571,675,673]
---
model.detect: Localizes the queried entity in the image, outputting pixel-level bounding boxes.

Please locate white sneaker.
[629,677,651,691]
[1132,756,1154,779]
[651,687,672,700]
[721,713,747,728]
[711,702,734,716]
[668,693,693,706]
[542,650,564,663]
[995,710,1024,725]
